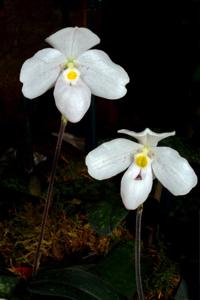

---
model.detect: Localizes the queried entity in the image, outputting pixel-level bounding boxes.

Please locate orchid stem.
[135,204,145,300]
[32,115,67,276]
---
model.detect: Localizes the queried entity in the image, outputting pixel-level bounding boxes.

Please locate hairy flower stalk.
[135,204,144,300]
[32,115,67,275]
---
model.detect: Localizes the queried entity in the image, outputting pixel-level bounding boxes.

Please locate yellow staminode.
[135,153,149,168]
[63,67,80,85]
[66,69,78,80]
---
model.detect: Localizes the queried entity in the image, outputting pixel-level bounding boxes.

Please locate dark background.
[0,0,200,146]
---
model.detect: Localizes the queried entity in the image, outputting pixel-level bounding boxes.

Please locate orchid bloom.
[86,128,197,210]
[20,27,129,123]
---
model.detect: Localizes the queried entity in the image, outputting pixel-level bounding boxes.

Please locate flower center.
[66,69,78,80]
[134,147,151,168]
[135,154,149,168]
[63,67,80,85]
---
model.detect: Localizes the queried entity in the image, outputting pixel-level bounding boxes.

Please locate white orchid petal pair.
[86,129,197,210]
[20,27,129,123]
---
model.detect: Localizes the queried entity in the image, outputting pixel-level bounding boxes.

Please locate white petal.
[54,74,91,123]
[121,163,153,210]
[86,138,139,180]
[45,27,100,58]
[78,50,129,99]
[118,128,175,146]
[152,147,197,195]
[20,48,65,99]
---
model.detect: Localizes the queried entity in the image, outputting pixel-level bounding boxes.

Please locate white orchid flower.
[20,27,129,123]
[86,128,197,210]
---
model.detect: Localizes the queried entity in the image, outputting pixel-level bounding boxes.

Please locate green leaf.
[0,275,19,298]
[29,267,120,300]
[87,187,128,236]
[29,280,94,299]
[93,241,136,298]
[175,279,190,300]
